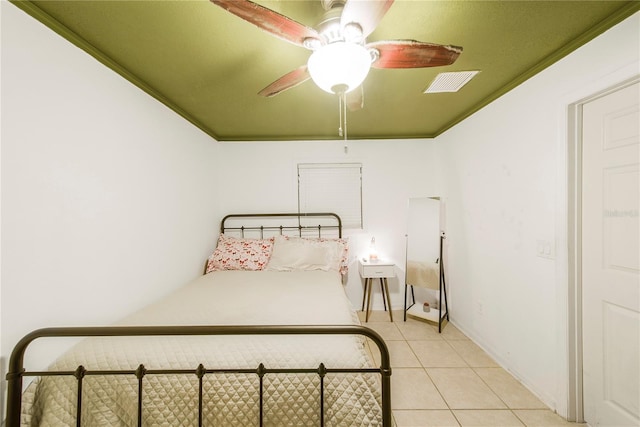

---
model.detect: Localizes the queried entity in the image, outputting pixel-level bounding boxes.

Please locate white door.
[582,80,640,427]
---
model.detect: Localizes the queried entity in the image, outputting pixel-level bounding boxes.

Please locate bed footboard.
[6,325,391,427]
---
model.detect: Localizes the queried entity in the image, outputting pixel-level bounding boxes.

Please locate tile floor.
[359,310,587,427]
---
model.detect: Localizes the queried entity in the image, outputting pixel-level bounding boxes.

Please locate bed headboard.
[220,213,342,239]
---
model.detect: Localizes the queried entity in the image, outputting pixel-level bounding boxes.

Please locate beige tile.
[512,410,583,426]
[394,410,460,426]
[392,368,448,410]
[397,318,444,341]
[409,340,468,368]
[454,410,524,426]
[449,341,499,367]
[359,309,400,323]
[365,321,405,341]
[427,368,506,409]
[474,368,547,409]
[440,324,470,341]
[370,340,421,368]
[361,313,565,426]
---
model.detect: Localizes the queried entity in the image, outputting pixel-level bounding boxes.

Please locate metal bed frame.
[6,325,391,427]
[5,213,392,427]
[220,212,343,238]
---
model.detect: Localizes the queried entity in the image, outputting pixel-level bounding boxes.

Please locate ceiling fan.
[211,0,463,111]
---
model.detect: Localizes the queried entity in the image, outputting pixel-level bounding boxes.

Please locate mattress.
[20,270,383,426]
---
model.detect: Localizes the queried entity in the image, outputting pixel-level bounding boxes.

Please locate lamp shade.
[307,42,372,94]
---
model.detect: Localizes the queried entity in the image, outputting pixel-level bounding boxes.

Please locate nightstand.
[358,259,395,322]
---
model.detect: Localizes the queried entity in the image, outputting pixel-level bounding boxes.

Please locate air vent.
[424,71,480,93]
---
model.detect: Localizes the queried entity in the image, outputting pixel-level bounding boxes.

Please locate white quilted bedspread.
[21,271,383,426]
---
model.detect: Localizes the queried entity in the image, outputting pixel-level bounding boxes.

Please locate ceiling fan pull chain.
[340,91,349,154]
[342,91,348,142]
[338,93,344,138]
[337,90,349,141]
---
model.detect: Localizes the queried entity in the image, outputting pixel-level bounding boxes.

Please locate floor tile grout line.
[451,408,527,427]
[466,365,513,411]
[421,364,456,415]
[511,408,530,427]
[470,366,551,411]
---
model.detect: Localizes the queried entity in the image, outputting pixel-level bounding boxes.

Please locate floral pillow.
[206,235,274,273]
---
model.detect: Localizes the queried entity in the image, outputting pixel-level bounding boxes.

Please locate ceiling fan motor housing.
[316,4,348,44]
[320,0,346,12]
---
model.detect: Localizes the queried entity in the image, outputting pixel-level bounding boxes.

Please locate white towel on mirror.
[406,260,439,290]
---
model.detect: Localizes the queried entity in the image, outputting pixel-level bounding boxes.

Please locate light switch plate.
[536,239,555,259]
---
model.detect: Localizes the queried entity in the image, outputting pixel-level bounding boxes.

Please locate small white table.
[358,259,395,322]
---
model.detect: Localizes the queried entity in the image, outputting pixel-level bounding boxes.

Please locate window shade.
[298,163,363,229]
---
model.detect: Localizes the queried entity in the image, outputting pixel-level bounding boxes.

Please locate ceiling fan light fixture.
[342,22,364,43]
[307,42,372,94]
[303,37,323,50]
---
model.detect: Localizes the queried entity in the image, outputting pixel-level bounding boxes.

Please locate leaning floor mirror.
[404,197,449,332]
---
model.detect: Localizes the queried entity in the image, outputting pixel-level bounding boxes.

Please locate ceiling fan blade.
[368,40,463,69]
[346,86,364,111]
[211,0,321,48]
[341,0,394,39]
[258,65,310,97]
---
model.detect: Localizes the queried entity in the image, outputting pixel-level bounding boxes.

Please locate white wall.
[216,139,439,307]
[1,1,221,378]
[435,12,640,417]
[0,0,4,412]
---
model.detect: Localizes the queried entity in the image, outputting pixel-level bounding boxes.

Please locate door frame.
[566,73,639,423]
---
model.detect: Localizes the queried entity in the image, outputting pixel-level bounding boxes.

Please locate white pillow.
[287,236,344,271]
[266,236,332,271]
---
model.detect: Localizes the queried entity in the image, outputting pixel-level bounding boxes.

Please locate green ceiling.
[11,0,639,141]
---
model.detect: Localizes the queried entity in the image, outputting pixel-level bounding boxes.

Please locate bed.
[6,213,392,427]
